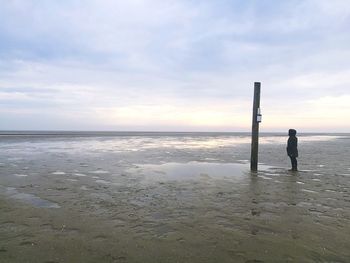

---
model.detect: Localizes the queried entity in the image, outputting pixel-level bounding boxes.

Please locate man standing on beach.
[287,129,298,171]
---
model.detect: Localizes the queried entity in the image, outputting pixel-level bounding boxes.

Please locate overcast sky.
[0,0,349,132]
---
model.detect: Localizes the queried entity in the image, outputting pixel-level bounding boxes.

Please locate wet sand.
[0,134,349,262]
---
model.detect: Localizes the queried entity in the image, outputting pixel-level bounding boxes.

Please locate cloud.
[0,0,349,131]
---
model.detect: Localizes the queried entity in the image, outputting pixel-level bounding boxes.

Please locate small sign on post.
[250,82,261,171]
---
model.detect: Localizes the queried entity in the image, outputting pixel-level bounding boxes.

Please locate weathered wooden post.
[250,82,261,171]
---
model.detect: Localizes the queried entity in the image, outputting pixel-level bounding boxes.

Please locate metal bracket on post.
[250,82,261,171]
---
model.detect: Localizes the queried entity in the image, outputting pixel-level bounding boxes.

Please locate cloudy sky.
[0,0,349,132]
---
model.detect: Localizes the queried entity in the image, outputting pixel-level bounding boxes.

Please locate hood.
[288,129,297,136]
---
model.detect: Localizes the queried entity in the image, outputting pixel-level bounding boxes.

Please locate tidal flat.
[0,132,349,262]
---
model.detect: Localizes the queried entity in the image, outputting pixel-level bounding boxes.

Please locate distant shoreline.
[0,131,348,137]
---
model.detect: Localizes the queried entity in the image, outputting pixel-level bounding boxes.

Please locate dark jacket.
[287,136,298,157]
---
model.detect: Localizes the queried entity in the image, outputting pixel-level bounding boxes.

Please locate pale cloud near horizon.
[0,0,350,132]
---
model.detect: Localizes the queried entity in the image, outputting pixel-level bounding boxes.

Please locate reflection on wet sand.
[0,185,60,208]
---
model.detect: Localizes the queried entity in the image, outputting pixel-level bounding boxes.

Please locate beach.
[0,132,349,262]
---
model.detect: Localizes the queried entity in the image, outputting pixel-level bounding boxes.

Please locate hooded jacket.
[287,129,298,157]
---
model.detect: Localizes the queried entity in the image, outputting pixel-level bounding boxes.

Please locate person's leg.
[289,156,294,170]
[292,157,298,171]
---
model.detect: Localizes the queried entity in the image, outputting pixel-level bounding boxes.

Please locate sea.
[0,131,349,262]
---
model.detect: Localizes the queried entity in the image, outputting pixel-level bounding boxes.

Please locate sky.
[0,0,349,132]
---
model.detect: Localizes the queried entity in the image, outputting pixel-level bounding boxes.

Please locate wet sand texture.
[0,133,349,262]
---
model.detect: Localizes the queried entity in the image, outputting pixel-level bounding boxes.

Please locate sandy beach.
[0,132,349,262]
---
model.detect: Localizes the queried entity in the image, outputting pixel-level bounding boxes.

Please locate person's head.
[288,129,297,136]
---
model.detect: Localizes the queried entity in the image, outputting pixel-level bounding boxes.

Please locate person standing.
[287,129,298,171]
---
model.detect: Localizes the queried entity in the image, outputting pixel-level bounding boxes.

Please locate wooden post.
[250,82,261,171]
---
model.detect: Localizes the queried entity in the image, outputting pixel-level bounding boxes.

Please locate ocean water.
[0,132,349,262]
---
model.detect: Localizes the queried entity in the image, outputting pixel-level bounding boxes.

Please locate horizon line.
[0,130,348,135]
